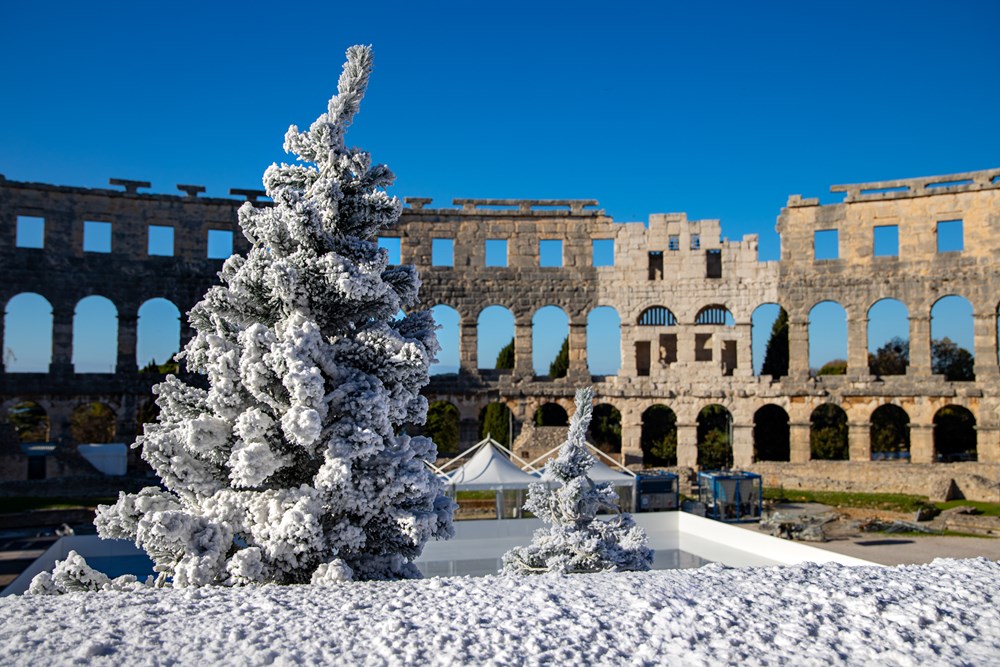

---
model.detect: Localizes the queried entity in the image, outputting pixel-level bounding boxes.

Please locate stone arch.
[696,404,733,469]
[637,306,677,326]
[751,303,787,377]
[425,400,460,456]
[3,292,53,372]
[694,305,735,326]
[933,405,977,462]
[7,400,50,442]
[809,300,847,375]
[73,295,118,374]
[870,404,910,460]
[867,298,909,376]
[589,402,622,454]
[70,401,117,444]
[587,306,621,376]
[429,304,460,375]
[641,404,677,466]
[534,402,568,427]
[477,305,515,370]
[753,404,790,461]
[810,403,848,460]
[137,298,181,371]
[930,295,975,381]
[532,305,569,377]
[478,402,513,448]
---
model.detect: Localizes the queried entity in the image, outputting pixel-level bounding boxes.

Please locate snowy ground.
[1,559,997,666]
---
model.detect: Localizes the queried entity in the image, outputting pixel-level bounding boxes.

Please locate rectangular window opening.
[695,333,713,362]
[658,334,677,366]
[706,249,722,278]
[635,341,651,377]
[668,235,679,251]
[648,251,663,280]
[873,225,898,257]
[539,239,563,267]
[814,229,839,260]
[690,234,700,251]
[432,238,454,267]
[722,340,737,376]
[207,229,234,259]
[936,220,963,253]
[592,239,614,267]
[147,225,174,256]
[16,216,45,248]
[378,237,401,265]
[84,221,112,253]
[485,239,507,267]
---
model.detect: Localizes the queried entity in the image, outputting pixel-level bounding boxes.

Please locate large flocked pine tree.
[86,45,452,587]
[502,388,653,574]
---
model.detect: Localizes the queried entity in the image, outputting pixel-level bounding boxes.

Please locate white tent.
[439,437,539,519]
[522,443,637,511]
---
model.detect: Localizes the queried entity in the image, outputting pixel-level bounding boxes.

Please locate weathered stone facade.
[2,169,998,500]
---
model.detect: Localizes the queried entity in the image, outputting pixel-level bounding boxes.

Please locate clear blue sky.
[3,1,998,374]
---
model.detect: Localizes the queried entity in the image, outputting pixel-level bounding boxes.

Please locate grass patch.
[935,500,1000,516]
[454,490,497,501]
[0,497,115,513]
[764,488,930,513]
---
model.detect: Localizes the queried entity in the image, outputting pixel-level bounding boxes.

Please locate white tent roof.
[445,439,540,491]
[587,457,635,487]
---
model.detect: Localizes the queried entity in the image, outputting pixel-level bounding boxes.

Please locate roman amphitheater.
[2,169,998,501]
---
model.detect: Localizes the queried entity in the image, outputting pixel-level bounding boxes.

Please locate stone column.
[675,327,695,365]
[49,301,74,376]
[459,320,478,375]
[848,422,871,461]
[787,319,810,377]
[734,322,753,377]
[732,423,754,467]
[619,325,637,376]
[909,423,934,463]
[116,313,139,374]
[789,421,811,462]
[567,319,588,380]
[975,424,998,464]
[972,311,998,379]
[676,423,697,468]
[908,315,932,377]
[513,318,533,378]
[847,316,870,376]
[621,416,643,466]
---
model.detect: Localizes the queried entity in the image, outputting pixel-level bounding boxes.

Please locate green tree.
[932,337,974,381]
[425,401,459,456]
[495,339,515,369]
[548,336,569,378]
[869,337,908,376]
[817,359,847,376]
[479,402,510,447]
[934,406,977,460]
[760,307,788,377]
[696,405,733,469]
[588,404,622,454]
[8,402,49,442]
[810,404,848,460]
[70,402,116,443]
[870,405,909,455]
[640,405,677,466]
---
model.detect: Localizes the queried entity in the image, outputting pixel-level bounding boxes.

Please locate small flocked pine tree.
[502,387,653,574]
[33,46,453,592]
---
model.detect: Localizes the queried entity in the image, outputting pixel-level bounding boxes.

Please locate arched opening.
[753,405,790,461]
[867,298,909,376]
[476,305,514,370]
[478,402,512,449]
[425,400,460,456]
[7,401,49,442]
[534,403,568,427]
[3,293,53,372]
[641,405,677,467]
[752,303,787,377]
[810,404,848,460]
[429,305,460,375]
[635,306,678,375]
[137,298,181,372]
[637,306,677,326]
[694,305,735,326]
[933,405,977,462]
[809,301,848,376]
[931,296,975,381]
[73,295,118,374]
[587,306,621,376]
[870,404,910,460]
[532,306,569,377]
[696,404,733,469]
[589,403,622,455]
[71,402,116,444]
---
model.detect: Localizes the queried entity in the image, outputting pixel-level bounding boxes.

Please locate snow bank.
[2,559,997,665]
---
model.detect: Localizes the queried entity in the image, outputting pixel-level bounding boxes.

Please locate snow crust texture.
[503,388,653,574]
[2,559,998,666]
[81,44,453,587]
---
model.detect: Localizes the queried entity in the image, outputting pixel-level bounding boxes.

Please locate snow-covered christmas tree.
[47,45,453,589]
[502,388,653,575]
